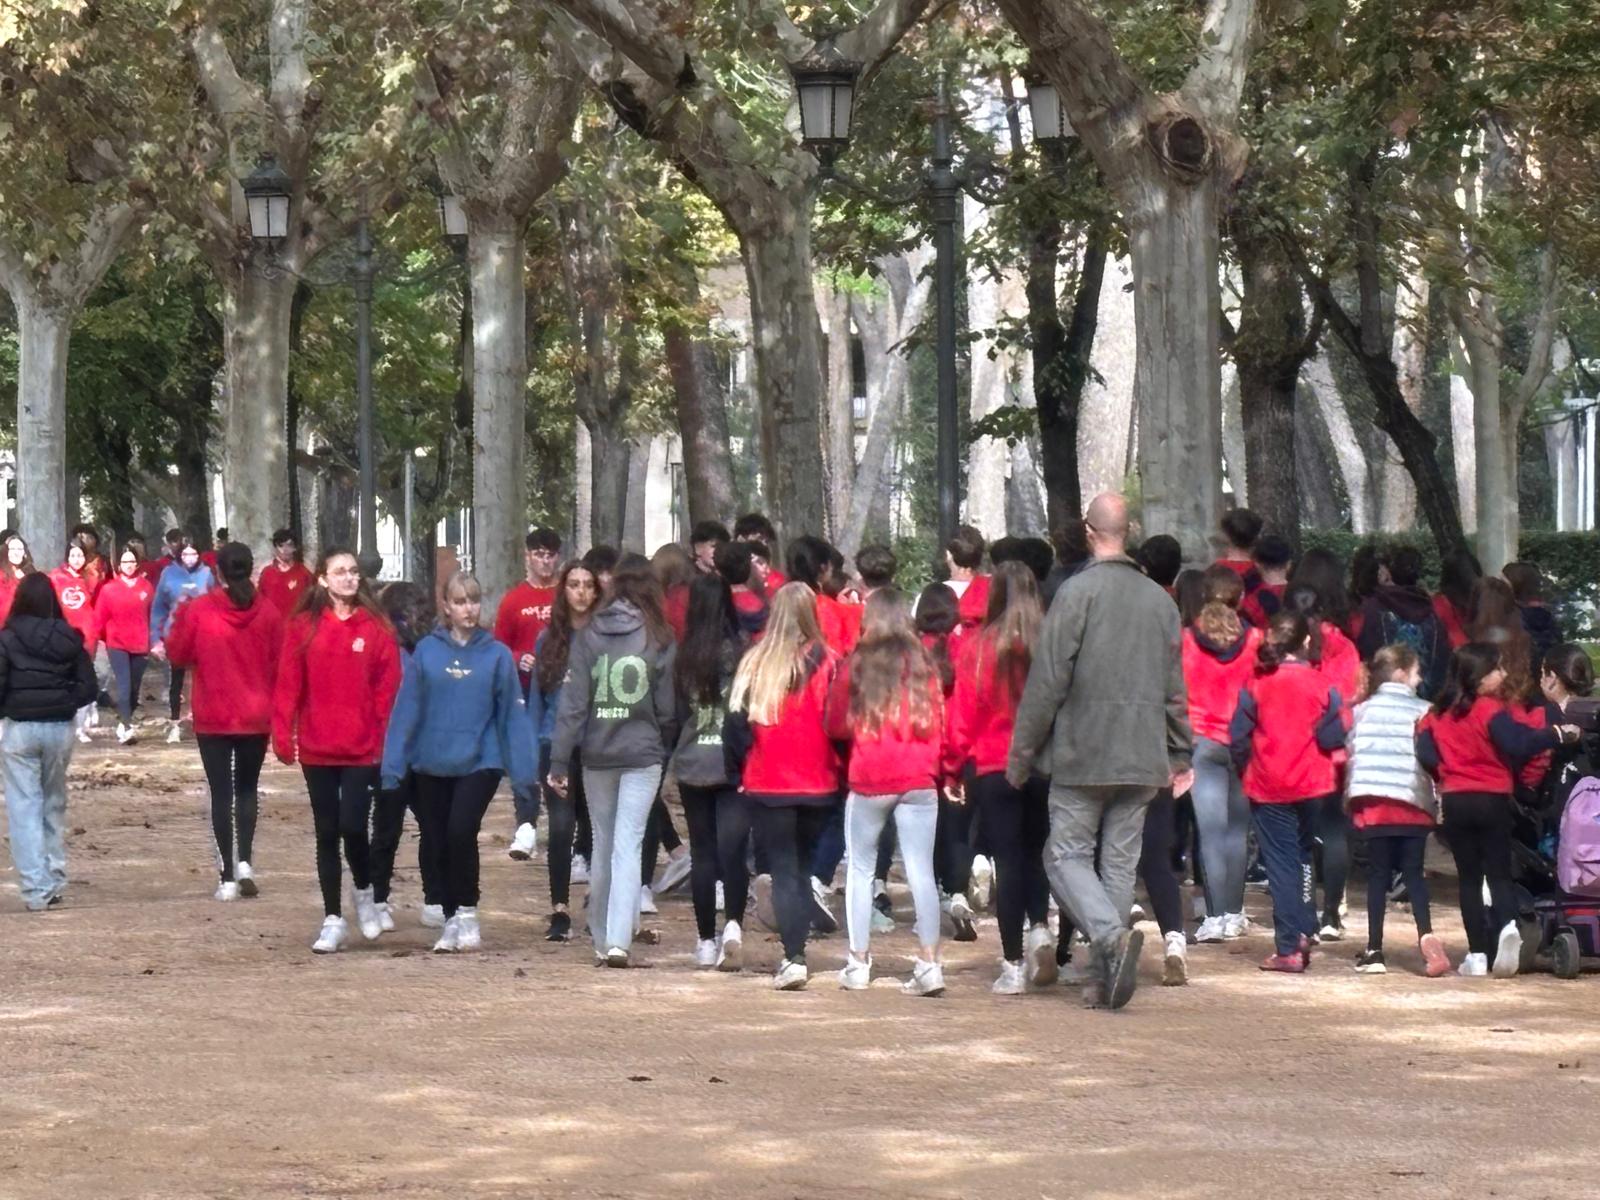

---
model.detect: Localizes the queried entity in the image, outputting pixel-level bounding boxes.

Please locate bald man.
[1007,493,1192,1011]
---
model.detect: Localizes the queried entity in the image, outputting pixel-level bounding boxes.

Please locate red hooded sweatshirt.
[49,565,99,647]
[946,632,1028,777]
[732,644,843,801]
[816,592,859,656]
[94,573,156,654]
[257,560,314,616]
[272,606,401,765]
[1416,696,1559,795]
[955,574,991,631]
[1432,592,1470,650]
[825,658,946,795]
[1181,624,1261,743]
[1228,661,1345,802]
[166,590,285,735]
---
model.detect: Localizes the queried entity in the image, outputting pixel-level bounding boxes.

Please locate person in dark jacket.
[0,574,98,911]
[1503,562,1564,676]
[1354,545,1448,699]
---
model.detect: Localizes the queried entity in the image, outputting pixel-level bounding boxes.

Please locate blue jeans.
[2,719,77,909]
[583,764,663,954]
[1250,799,1318,956]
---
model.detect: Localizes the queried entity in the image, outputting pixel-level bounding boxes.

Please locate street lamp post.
[928,100,961,551]
[353,217,382,579]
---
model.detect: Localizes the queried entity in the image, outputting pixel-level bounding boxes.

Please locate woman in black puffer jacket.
[0,573,98,911]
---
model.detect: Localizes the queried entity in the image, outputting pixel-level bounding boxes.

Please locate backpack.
[1557,776,1600,898]
[1378,609,1446,699]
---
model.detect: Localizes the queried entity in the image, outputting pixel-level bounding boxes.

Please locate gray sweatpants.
[583,764,663,954]
[845,789,940,954]
[1044,783,1156,949]
[1191,736,1249,917]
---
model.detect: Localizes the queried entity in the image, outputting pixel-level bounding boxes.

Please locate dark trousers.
[303,765,376,917]
[750,801,832,961]
[1441,791,1516,959]
[640,794,683,885]
[1137,788,1185,936]
[875,823,897,882]
[1315,790,1351,926]
[512,782,542,830]
[936,789,975,896]
[809,804,846,887]
[1251,798,1318,956]
[107,649,148,725]
[370,772,441,906]
[197,733,266,882]
[1363,831,1432,949]
[168,665,187,721]
[543,744,589,908]
[972,772,1050,962]
[680,783,752,939]
[414,770,502,917]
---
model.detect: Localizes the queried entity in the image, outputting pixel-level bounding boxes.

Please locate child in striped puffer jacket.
[1346,644,1448,978]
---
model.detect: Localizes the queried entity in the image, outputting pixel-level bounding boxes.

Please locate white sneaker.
[235,861,258,898]
[1025,924,1059,988]
[694,938,719,968]
[871,905,896,934]
[455,907,482,951]
[605,946,630,968]
[1130,902,1146,922]
[76,726,92,745]
[809,875,838,933]
[902,958,946,997]
[992,959,1026,995]
[420,903,446,928]
[717,920,743,972]
[509,822,537,860]
[166,721,182,744]
[838,953,872,990]
[970,855,994,910]
[639,885,659,915]
[570,854,590,884]
[312,915,348,954]
[375,901,395,933]
[1492,922,1522,978]
[948,892,977,941]
[433,915,461,953]
[1458,952,1489,977]
[1195,916,1228,943]
[1319,923,1345,942]
[214,881,240,901]
[1222,912,1250,939]
[1190,892,1207,921]
[353,886,382,940]
[116,723,136,745]
[654,848,692,894]
[1162,930,1188,986]
[773,958,808,990]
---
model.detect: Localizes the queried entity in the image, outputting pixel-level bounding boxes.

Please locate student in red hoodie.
[167,543,284,901]
[50,539,101,743]
[944,524,991,632]
[825,588,947,997]
[714,540,769,637]
[493,527,562,861]
[272,548,402,954]
[1416,642,1577,977]
[1228,611,1348,972]
[947,562,1050,994]
[0,533,37,628]
[256,528,314,616]
[1240,534,1293,628]
[786,534,856,657]
[94,544,156,745]
[1211,507,1263,583]
[734,513,786,591]
[1433,551,1481,651]
[724,582,843,991]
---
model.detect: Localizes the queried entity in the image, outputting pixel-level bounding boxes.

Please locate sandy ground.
[3,727,1599,1200]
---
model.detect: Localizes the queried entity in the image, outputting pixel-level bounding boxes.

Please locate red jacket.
[663,583,690,643]
[1315,623,1361,701]
[166,590,285,735]
[825,658,946,794]
[273,607,402,765]
[1416,696,1559,794]
[1432,593,1470,650]
[816,592,859,656]
[1181,625,1261,744]
[1240,581,1286,629]
[1229,661,1345,802]
[49,565,99,647]
[946,633,1028,777]
[954,574,991,630]
[733,645,843,799]
[493,581,557,668]
[0,571,21,627]
[139,556,170,587]
[257,560,314,616]
[1351,796,1435,831]
[94,574,156,654]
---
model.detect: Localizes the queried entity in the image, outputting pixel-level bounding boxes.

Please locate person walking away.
[826,589,948,996]
[49,540,100,743]
[715,541,769,637]
[724,583,844,990]
[1503,562,1564,677]
[256,529,314,616]
[272,549,402,953]
[1007,494,1192,1010]
[1345,644,1450,976]
[915,582,972,934]
[528,562,599,941]
[1416,643,1577,977]
[1228,612,1348,972]
[548,555,676,967]
[1211,507,1264,583]
[150,537,215,744]
[1354,546,1449,699]
[0,575,98,910]
[1433,551,1482,650]
[0,534,36,626]
[382,573,535,953]
[1240,534,1293,627]
[166,544,284,901]
[494,528,563,861]
[94,545,156,745]
[943,525,990,633]
[671,573,752,969]
[734,513,788,590]
[947,564,1052,993]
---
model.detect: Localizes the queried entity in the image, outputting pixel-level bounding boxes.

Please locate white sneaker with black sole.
[949,893,977,942]
[235,861,259,898]
[508,822,537,860]
[312,915,348,954]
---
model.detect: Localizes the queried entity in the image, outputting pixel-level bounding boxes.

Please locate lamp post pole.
[353,217,381,579]
[929,98,961,553]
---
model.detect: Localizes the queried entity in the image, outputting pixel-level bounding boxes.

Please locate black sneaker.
[545,911,572,942]
[1354,948,1387,974]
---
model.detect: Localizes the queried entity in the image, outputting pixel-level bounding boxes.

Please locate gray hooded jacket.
[550,600,677,776]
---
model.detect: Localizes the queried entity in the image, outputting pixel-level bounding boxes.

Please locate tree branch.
[267,0,313,132]
[191,21,266,142]
[543,0,695,90]
[834,0,941,84]
[1513,244,1561,412]
[1181,0,1257,125]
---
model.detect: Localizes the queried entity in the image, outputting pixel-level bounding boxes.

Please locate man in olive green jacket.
[1007,493,1192,1011]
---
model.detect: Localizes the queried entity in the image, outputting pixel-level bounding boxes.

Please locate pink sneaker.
[1260,952,1306,973]
[1419,933,1451,978]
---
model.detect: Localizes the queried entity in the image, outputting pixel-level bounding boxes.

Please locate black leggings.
[749,801,832,962]
[640,794,683,885]
[936,789,975,896]
[108,649,148,725]
[680,783,751,940]
[1138,788,1185,936]
[1315,790,1351,926]
[972,772,1050,962]
[197,733,266,882]
[1441,791,1516,959]
[1363,831,1432,949]
[414,770,502,917]
[543,745,590,909]
[303,765,376,917]
[370,772,441,907]
[168,665,187,722]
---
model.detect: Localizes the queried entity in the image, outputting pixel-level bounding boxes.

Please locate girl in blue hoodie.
[381,572,536,954]
[149,537,215,744]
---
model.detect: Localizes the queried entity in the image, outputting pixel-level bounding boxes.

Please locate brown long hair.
[1466,576,1534,702]
[978,561,1041,704]
[537,562,598,694]
[847,588,940,738]
[292,547,392,633]
[2,534,36,581]
[606,553,672,649]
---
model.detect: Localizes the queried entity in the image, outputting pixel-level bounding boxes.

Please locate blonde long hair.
[849,588,940,737]
[729,582,822,724]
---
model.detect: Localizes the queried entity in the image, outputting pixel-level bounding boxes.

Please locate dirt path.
[3,734,1598,1199]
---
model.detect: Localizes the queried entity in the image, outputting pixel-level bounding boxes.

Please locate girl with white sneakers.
[93,544,156,745]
